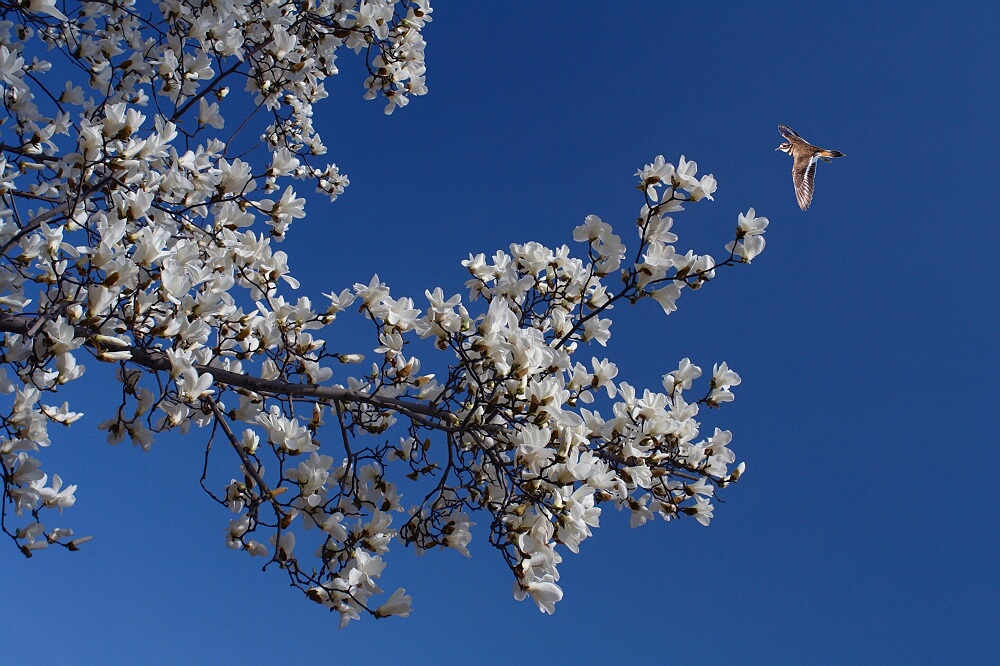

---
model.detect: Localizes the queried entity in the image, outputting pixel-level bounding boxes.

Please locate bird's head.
[775,142,792,154]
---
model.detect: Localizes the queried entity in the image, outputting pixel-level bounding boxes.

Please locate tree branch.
[0,311,466,433]
[0,177,113,258]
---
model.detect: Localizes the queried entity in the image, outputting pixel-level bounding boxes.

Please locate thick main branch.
[0,311,465,432]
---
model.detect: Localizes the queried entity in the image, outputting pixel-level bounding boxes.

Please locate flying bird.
[776,124,845,210]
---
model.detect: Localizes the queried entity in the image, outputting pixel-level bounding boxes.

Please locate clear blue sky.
[6,2,996,663]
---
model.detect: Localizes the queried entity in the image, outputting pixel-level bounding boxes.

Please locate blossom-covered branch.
[0,0,767,625]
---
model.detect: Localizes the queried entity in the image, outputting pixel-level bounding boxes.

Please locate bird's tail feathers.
[819,149,845,159]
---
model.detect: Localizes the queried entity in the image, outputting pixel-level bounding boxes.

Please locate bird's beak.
[774,147,781,151]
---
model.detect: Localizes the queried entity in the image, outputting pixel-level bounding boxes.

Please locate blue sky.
[5,2,997,663]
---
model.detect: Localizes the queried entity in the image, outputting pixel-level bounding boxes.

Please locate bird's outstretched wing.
[792,155,818,211]
[778,124,802,141]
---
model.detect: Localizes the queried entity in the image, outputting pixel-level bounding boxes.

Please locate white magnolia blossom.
[0,0,766,624]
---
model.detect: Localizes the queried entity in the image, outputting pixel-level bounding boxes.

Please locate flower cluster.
[0,1,767,624]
